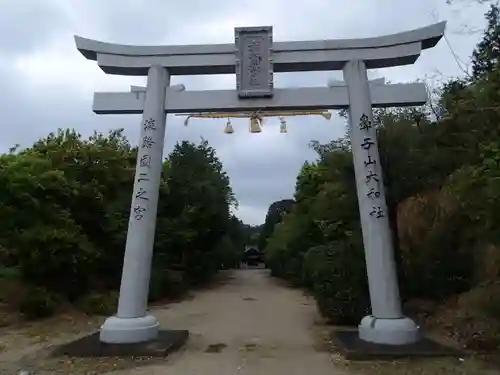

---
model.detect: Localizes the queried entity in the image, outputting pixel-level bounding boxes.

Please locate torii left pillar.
[100,65,170,343]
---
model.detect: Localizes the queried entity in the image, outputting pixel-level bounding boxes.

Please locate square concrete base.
[331,329,462,360]
[52,330,189,358]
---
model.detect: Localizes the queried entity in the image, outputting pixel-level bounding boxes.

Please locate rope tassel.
[224,118,234,134]
[279,117,287,133]
[175,109,332,134]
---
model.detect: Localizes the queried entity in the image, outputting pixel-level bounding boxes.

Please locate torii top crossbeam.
[75,23,446,114]
[75,22,446,76]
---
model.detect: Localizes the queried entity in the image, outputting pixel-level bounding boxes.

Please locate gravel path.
[117,268,343,375]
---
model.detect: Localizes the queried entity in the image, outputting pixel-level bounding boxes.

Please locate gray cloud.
[0,0,72,56]
[0,0,491,224]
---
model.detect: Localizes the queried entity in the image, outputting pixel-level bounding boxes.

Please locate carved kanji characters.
[369,206,384,219]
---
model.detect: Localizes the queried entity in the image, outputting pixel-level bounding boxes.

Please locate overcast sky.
[0,0,492,225]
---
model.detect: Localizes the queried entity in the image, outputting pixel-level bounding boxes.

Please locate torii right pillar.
[343,60,418,345]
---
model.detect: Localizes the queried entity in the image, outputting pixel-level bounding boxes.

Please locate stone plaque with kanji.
[235,26,274,98]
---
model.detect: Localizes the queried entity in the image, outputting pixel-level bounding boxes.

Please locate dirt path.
[0,269,342,375]
[4,270,494,374]
[122,268,342,375]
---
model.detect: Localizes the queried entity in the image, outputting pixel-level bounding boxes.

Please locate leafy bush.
[304,238,370,325]
[0,266,19,280]
[18,286,59,320]
[0,129,244,320]
[441,282,500,350]
[214,235,240,269]
[77,291,118,316]
[16,222,99,301]
[0,266,21,306]
[148,269,188,302]
[185,251,219,286]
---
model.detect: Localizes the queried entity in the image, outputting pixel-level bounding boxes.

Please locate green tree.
[0,130,239,318]
[472,3,500,79]
[258,199,294,251]
[156,139,236,285]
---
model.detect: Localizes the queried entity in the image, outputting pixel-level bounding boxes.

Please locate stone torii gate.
[75,22,446,346]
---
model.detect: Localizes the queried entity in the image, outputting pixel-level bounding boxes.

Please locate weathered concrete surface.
[117,269,343,375]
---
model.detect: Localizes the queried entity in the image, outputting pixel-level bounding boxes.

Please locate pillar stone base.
[358,315,420,345]
[99,314,159,344]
